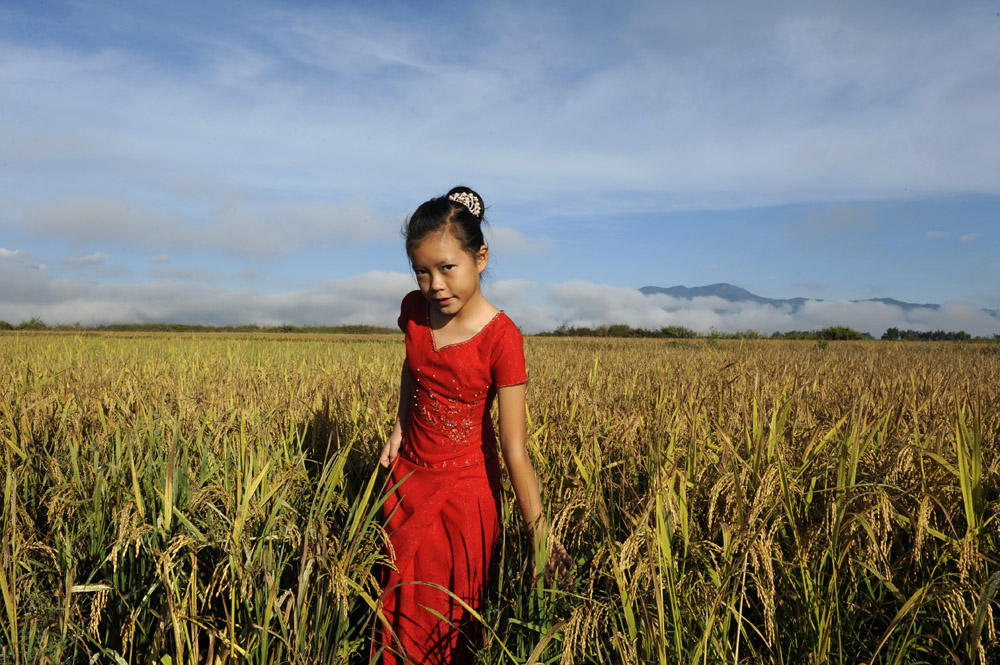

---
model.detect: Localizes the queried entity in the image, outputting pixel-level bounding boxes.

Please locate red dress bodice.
[397,289,527,469]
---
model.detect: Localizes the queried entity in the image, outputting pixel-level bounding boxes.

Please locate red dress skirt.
[377,291,527,665]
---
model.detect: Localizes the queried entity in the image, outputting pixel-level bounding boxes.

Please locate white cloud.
[19,195,395,256]
[151,264,225,283]
[483,279,539,314]
[924,231,948,240]
[60,252,110,267]
[0,260,413,327]
[0,247,46,275]
[487,227,555,258]
[24,196,176,244]
[960,233,981,243]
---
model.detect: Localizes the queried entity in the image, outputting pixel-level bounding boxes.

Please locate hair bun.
[405,186,488,256]
[446,187,484,221]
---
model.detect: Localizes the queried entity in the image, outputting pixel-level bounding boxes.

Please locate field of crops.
[2,332,998,664]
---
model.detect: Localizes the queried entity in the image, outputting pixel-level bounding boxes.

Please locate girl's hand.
[531,517,576,588]
[543,539,576,588]
[379,426,402,468]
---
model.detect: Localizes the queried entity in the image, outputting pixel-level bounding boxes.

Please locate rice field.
[1,332,998,664]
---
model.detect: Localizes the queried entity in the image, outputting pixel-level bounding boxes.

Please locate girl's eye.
[442,265,455,271]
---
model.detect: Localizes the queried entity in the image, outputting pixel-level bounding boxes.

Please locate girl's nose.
[430,272,445,291]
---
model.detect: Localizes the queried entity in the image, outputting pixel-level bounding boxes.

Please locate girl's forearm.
[496,384,547,536]
[380,362,413,467]
[395,361,412,425]
[503,444,545,530]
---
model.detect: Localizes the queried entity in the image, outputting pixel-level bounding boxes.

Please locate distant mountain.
[638,283,947,313]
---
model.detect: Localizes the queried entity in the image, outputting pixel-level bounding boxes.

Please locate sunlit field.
[2,332,998,664]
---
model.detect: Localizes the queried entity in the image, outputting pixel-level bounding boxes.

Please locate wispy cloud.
[960,233,981,243]
[0,248,45,273]
[18,195,394,256]
[60,252,109,267]
[151,264,226,283]
[488,227,556,258]
[924,231,948,240]
[0,257,412,326]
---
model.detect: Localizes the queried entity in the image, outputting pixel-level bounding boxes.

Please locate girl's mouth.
[437,297,453,306]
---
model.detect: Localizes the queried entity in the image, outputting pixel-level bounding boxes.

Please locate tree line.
[879,327,977,341]
[537,324,881,340]
[534,324,998,341]
[0,318,397,335]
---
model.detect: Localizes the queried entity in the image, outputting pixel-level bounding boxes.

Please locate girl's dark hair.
[404,186,487,257]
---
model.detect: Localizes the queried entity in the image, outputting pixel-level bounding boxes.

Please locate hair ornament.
[448,191,482,219]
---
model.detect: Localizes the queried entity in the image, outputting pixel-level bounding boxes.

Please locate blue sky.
[2,0,998,335]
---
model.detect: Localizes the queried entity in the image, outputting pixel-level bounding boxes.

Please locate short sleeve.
[490,319,527,387]
[397,291,423,332]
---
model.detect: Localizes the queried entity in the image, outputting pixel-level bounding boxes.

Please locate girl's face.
[409,229,488,320]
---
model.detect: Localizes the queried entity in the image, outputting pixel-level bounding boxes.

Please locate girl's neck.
[429,292,499,345]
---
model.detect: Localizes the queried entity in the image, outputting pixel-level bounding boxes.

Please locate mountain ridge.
[639,283,997,316]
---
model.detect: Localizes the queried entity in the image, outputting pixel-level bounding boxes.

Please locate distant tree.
[882,327,901,341]
[660,325,697,339]
[17,317,47,330]
[0,320,12,330]
[817,326,869,340]
[884,328,975,342]
[606,324,634,337]
[778,330,819,340]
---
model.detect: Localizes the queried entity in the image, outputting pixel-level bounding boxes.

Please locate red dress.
[377,290,527,665]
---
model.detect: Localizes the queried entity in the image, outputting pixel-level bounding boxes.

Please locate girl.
[376,186,573,664]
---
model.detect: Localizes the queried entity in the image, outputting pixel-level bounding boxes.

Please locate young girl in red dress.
[376,186,573,664]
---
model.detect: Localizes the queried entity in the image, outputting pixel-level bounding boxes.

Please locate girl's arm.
[380,362,412,468]
[497,383,574,583]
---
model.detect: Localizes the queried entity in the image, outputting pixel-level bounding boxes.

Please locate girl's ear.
[476,245,489,273]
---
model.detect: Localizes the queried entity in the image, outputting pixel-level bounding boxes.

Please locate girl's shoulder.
[481,311,524,356]
[486,311,527,386]
[467,307,519,347]
[401,290,424,310]
[398,290,426,330]
[491,311,521,339]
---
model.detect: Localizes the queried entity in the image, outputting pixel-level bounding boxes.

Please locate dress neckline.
[426,302,503,352]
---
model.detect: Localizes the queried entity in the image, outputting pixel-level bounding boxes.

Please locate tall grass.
[2,332,998,663]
